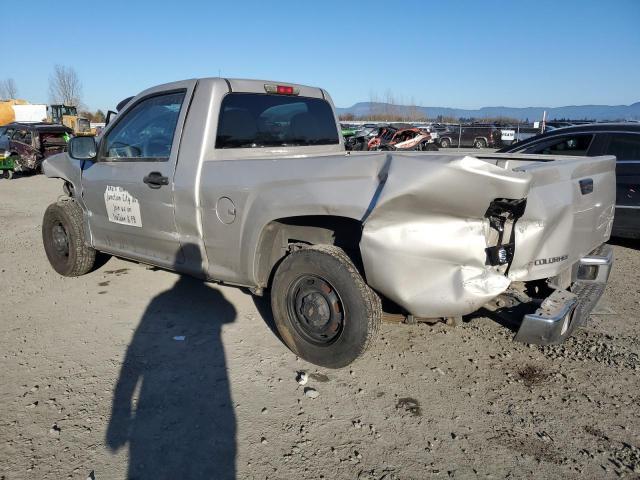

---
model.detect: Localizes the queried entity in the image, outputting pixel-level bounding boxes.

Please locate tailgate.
[507,155,616,281]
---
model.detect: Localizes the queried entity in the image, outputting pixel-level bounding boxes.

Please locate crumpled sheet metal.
[42,153,82,188]
[361,154,532,317]
[15,153,39,172]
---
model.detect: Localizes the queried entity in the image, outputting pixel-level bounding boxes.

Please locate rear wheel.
[271,245,382,368]
[474,138,487,148]
[42,199,97,276]
[2,169,13,179]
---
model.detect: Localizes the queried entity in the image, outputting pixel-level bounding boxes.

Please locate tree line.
[0,65,105,122]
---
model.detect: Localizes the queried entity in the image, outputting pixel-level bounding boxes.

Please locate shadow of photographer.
[106,245,237,479]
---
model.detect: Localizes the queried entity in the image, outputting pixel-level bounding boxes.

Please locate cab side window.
[100,91,185,161]
[606,133,640,161]
[526,134,594,156]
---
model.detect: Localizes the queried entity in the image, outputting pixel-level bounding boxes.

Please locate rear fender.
[361,154,532,317]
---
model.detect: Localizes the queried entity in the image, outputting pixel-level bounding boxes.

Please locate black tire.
[474,138,487,149]
[42,199,97,276]
[421,142,439,151]
[439,138,450,148]
[271,245,382,368]
[2,169,13,179]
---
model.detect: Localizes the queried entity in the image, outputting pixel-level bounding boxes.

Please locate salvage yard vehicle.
[499,123,640,239]
[0,153,14,179]
[41,77,615,368]
[344,126,378,151]
[0,122,72,178]
[48,105,93,136]
[340,124,358,138]
[438,124,502,149]
[369,127,437,152]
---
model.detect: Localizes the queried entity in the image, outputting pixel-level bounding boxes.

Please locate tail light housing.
[264,84,299,95]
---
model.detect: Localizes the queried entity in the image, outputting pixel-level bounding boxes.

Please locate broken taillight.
[484,198,527,269]
[264,84,299,95]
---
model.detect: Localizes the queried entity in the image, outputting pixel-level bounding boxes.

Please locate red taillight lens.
[264,84,299,95]
[276,85,294,94]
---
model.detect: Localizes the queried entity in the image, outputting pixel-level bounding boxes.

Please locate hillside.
[336,101,640,121]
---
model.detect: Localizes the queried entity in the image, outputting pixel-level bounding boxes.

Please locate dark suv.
[498,123,640,239]
[437,125,502,149]
[0,122,72,178]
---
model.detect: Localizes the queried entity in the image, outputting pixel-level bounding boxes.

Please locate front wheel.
[42,199,97,276]
[271,245,382,368]
[2,169,13,179]
[439,138,450,148]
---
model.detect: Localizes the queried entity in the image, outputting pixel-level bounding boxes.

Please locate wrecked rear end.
[360,152,616,345]
[39,131,69,159]
[13,127,71,173]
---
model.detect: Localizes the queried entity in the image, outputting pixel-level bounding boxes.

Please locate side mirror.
[69,136,97,161]
[105,110,117,126]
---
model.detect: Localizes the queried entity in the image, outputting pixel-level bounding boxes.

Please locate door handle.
[143,171,169,189]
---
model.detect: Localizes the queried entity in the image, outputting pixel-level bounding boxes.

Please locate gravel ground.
[1,175,639,480]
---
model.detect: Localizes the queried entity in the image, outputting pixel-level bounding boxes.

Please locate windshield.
[216,93,339,148]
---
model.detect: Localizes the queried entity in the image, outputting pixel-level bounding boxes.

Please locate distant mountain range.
[335,102,640,121]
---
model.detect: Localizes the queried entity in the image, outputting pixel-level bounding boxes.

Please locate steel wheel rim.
[52,223,70,257]
[286,274,345,346]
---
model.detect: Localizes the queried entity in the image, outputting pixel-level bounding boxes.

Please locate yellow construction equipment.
[48,105,94,135]
[1,101,94,135]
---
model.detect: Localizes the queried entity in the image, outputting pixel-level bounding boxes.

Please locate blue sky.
[8,0,640,111]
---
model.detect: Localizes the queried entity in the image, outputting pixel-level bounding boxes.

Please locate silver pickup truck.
[42,78,615,368]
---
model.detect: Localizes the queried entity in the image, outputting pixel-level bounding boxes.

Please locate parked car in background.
[437,125,502,149]
[368,126,436,151]
[0,122,72,178]
[340,124,358,139]
[499,123,640,239]
[343,126,379,151]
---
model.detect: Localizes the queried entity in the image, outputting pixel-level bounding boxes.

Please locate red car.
[368,127,436,151]
[0,122,72,177]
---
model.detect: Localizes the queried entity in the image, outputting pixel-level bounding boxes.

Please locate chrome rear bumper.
[514,244,613,345]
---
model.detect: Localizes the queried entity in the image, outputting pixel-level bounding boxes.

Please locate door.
[600,133,640,236]
[81,87,191,267]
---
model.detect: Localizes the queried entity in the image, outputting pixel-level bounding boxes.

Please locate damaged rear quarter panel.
[360,154,532,317]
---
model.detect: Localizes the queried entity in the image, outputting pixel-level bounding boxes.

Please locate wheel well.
[255,215,363,288]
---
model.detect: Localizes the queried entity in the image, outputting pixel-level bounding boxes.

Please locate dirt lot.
[1,175,639,480]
